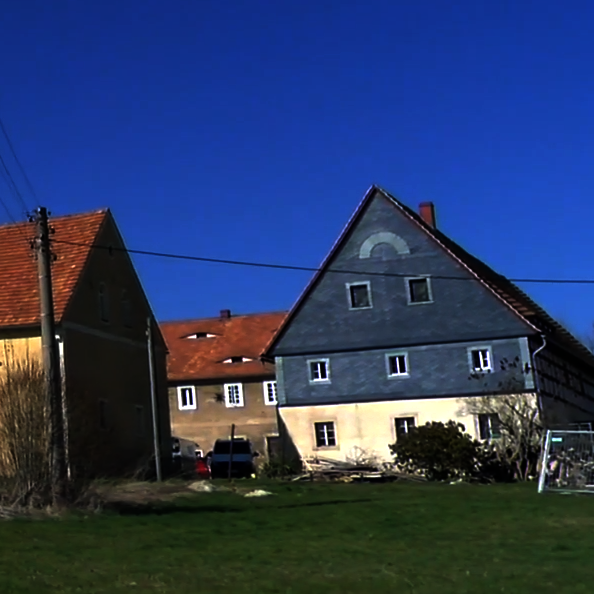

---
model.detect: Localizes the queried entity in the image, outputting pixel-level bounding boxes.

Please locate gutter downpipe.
[531,335,548,482]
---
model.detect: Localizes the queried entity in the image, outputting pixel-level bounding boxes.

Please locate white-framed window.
[308,359,330,383]
[224,383,244,407]
[406,276,432,304]
[263,381,277,405]
[386,352,409,377]
[478,413,501,440]
[314,421,337,448]
[346,281,372,309]
[177,386,197,410]
[395,416,416,439]
[121,290,133,327]
[98,282,110,322]
[135,405,145,437]
[468,347,493,373]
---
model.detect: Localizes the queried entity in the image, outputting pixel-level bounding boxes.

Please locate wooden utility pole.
[146,317,162,482]
[35,207,68,501]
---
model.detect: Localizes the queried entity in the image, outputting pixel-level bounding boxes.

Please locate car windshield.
[213,440,251,455]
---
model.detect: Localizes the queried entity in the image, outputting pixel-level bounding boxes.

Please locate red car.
[195,456,211,479]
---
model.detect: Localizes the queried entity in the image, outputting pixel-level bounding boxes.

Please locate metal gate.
[538,430,594,494]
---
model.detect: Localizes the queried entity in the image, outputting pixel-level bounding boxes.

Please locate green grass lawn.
[1,480,593,593]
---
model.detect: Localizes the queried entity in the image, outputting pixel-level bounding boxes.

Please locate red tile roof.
[161,312,287,382]
[0,210,107,327]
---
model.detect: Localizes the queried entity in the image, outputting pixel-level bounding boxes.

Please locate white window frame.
[177,386,197,411]
[405,276,433,305]
[307,358,331,384]
[345,281,373,310]
[477,413,501,440]
[468,346,493,373]
[224,383,244,408]
[263,381,277,405]
[386,352,409,378]
[313,421,337,448]
[394,416,416,439]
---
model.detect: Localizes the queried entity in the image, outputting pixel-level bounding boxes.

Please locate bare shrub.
[0,347,53,507]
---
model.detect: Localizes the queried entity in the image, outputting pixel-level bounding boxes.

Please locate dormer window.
[223,356,253,364]
[185,332,217,339]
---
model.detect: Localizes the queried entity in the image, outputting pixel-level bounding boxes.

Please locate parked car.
[207,438,260,479]
[195,456,211,479]
[172,436,200,477]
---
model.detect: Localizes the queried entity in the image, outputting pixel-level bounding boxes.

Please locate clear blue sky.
[1,1,593,337]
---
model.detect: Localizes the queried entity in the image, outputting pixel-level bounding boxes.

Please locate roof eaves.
[375,187,542,335]
[262,184,380,358]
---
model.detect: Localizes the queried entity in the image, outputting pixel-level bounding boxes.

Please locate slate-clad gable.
[271,189,533,357]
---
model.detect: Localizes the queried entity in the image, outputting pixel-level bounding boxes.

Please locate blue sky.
[1,1,593,337]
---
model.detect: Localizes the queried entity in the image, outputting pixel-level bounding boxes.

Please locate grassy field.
[0,479,593,593]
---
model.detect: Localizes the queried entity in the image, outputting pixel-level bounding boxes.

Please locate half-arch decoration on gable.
[359,231,410,259]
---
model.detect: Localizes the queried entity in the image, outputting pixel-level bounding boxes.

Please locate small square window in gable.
[407,277,432,304]
[347,282,372,309]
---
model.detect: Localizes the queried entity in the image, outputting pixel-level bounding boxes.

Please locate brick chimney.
[419,202,436,228]
[220,309,231,319]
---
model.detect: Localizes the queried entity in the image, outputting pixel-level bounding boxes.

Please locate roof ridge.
[0,208,109,230]
[160,310,288,325]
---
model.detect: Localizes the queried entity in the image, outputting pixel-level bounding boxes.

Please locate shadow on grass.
[109,497,377,516]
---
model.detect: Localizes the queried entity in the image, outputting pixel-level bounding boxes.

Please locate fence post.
[537,429,552,494]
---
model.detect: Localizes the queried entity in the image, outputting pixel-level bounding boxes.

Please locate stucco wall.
[279,394,537,463]
[169,379,279,457]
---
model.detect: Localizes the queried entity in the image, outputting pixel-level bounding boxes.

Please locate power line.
[50,238,594,285]
[0,190,18,225]
[0,117,37,206]
[0,152,28,214]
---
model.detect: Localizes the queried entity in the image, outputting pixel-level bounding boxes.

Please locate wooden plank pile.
[290,456,426,483]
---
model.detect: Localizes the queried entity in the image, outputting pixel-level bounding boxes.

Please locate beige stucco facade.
[279,394,536,464]
[169,379,279,459]
[0,335,42,368]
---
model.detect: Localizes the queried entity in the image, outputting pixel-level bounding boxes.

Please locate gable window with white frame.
[224,383,244,407]
[177,386,197,411]
[386,353,409,377]
[314,421,337,448]
[308,359,330,383]
[263,381,277,405]
[469,347,493,373]
[346,281,372,309]
[406,276,432,304]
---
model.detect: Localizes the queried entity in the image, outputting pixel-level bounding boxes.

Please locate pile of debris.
[291,456,426,483]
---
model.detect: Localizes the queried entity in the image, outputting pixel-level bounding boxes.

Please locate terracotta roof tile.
[0,210,107,327]
[161,312,287,382]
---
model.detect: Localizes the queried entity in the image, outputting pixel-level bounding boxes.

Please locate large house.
[263,185,594,463]
[0,210,171,477]
[161,310,286,459]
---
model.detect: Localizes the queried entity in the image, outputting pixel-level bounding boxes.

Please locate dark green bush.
[389,420,514,482]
